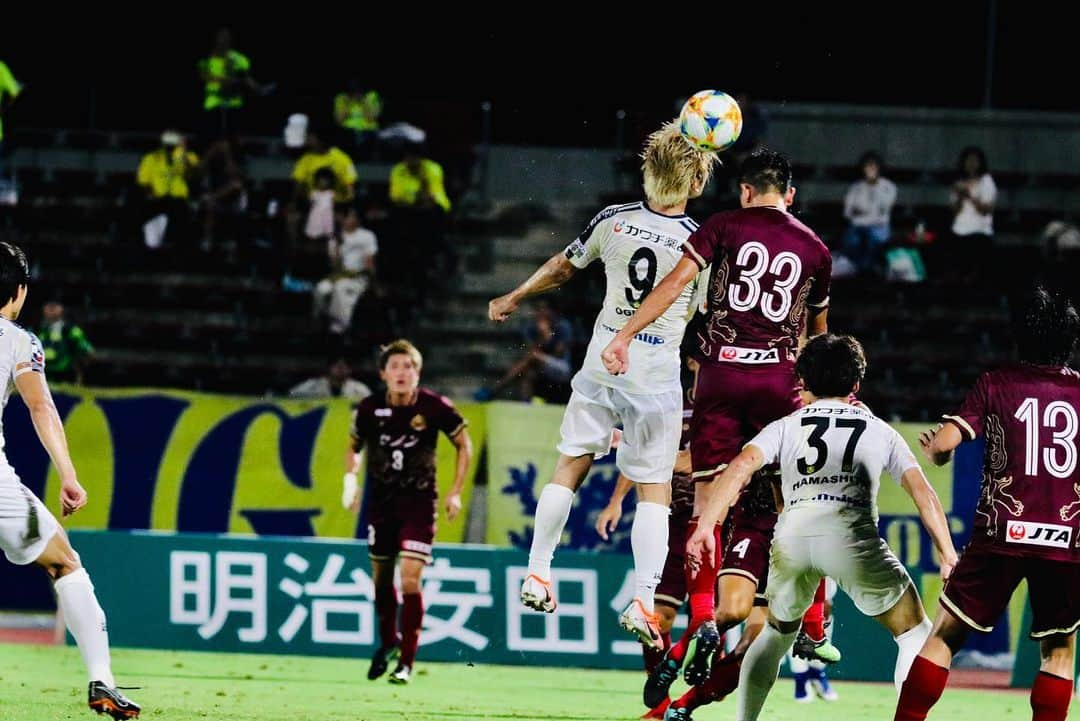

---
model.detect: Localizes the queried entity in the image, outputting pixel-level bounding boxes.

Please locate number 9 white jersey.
[564,201,705,394]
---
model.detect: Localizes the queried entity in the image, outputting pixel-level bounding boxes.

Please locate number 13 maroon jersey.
[944,364,1080,563]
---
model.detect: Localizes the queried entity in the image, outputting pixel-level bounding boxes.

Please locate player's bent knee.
[34,529,81,580]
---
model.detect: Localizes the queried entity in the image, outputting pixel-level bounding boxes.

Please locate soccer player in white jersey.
[0,243,140,719]
[681,335,958,721]
[488,121,717,646]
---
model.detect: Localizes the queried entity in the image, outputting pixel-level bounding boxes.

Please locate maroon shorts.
[941,543,1080,638]
[689,361,802,480]
[656,510,693,609]
[720,519,775,605]
[367,498,437,563]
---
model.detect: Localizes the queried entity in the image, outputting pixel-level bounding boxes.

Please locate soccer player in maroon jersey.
[896,287,1080,721]
[343,340,474,685]
[602,149,835,707]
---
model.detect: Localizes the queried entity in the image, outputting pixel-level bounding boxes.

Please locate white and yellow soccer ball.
[679,90,743,152]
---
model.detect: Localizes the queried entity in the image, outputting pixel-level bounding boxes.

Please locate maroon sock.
[700,658,741,702]
[374,585,400,649]
[643,631,672,675]
[894,655,950,721]
[801,579,827,641]
[1031,671,1072,721]
[399,593,424,667]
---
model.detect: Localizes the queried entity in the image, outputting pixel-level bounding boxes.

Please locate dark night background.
[0,3,1073,147]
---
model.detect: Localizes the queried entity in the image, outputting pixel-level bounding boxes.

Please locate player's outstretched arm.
[342,439,365,512]
[444,428,473,521]
[596,473,633,541]
[14,371,85,517]
[918,423,963,466]
[602,257,699,375]
[901,467,959,580]
[686,445,765,565]
[488,253,577,322]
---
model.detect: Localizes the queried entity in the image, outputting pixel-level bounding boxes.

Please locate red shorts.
[720,520,774,605]
[367,498,437,563]
[941,542,1080,638]
[656,509,693,609]
[689,361,801,480]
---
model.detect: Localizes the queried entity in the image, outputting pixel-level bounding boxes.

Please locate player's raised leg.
[34,529,140,719]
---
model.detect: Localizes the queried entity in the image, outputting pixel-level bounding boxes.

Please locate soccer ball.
[679,90,743,152]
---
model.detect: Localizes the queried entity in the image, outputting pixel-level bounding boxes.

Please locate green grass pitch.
[0,643,1035,720]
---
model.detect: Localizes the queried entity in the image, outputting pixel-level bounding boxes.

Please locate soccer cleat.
[793,630,842,664]
[662,704,692,721]
[388,663,412,685]
[810,674,839,701]
[619,599,663,649]
[682,620,720,685]
[644,653,681,709]
[367,645,401,681]
[641,697,671,719]
[520,574,557,613]
[88,682,140,719]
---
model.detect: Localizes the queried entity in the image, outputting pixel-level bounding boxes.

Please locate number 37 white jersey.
[564,201,706,394]
[748,399,921,536]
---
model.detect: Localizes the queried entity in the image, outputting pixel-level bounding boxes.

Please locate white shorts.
[557,374,682,484]
[0,481,59,565]
[767,531,911,622]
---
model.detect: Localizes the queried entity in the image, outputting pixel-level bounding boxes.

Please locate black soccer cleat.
[792,630,842,664]
[644,653,681,709]
[88,681,140,719]
[663,704,693,721]
[368,645,401,681]
[683,621,720,686]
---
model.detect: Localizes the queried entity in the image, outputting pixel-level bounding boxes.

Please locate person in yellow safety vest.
[334,81,383,135]
[0,60,23,149]
[389,146,451,213]
[136,131,200,247]
[292,129,358,205]
[198,29,256,138]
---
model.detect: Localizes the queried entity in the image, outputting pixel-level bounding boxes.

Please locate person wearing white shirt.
[841,152,896,273]
[289,357,372,401]
[314,208,378,335]
[950,146,996,239]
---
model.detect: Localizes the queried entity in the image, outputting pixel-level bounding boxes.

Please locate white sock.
[527,484,574,580]
[736,623,798,721]
[55,568,115,687]
[893,616,932,694]
[631,501,669,612]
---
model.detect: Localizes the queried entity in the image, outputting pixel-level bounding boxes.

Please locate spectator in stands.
[137,130,199,248]
[950,146,996,242]
[198,29,256,138]
[841,151,897,274]
[289,356,372,401]
[292,128,358,210]
[387,142,453,302]
[334,80,383,156]
[37,300,94,385]
[475,301,574,403]
[314,207,378,335]
[0,59,21,156]
[200,135,247,253]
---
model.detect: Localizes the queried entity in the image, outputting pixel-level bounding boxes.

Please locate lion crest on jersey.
[977,414,1023,538]
[410,414,427,431]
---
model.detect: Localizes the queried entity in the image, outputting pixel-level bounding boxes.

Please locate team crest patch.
[410,414,427,431]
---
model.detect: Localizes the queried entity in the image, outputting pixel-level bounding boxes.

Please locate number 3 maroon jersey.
[944,365,1080,563]
[351,389,467,503]
[682,206,832,363]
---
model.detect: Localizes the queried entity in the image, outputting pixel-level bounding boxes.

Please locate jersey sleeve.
[11,330,45,382]
[746,418,784,465]
[435,395,468,439]
[350,402,373,443]
[942,373,990,441]
[885,427,921,484]
[682,213,724,270]
[807,246,833,310]
[564,207,613,269]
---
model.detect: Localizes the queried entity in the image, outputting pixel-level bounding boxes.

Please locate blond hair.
[641,120,718,207]
[379,339,424,372]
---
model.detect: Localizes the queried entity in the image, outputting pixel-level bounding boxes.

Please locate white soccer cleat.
[521,574,557,613]
[810,677,838,702]
[619,598,664,649]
